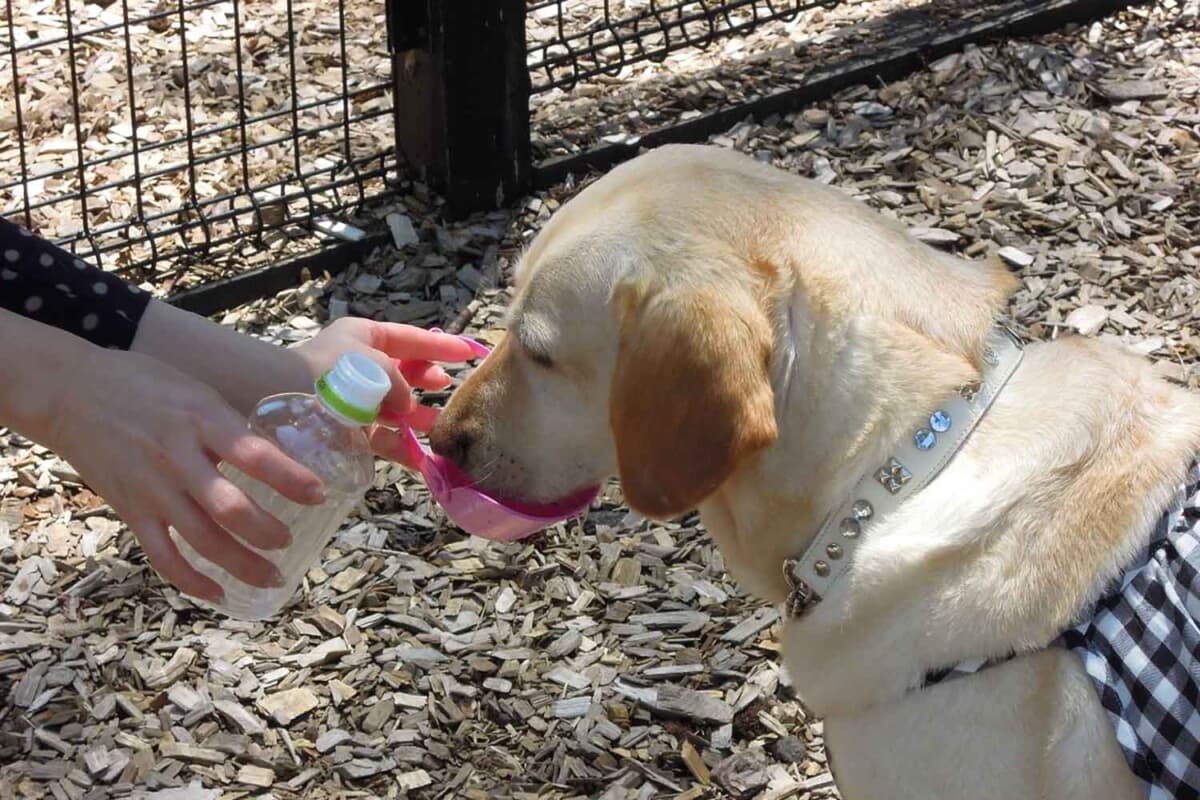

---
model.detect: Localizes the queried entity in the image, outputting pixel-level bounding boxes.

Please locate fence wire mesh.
[0,0,397,291]
[526,0,846,93]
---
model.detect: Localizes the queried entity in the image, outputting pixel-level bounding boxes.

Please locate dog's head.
[429,143,1017,533]
[429,148,780,520]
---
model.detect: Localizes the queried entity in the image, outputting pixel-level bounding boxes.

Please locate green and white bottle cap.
[315,353,390,425]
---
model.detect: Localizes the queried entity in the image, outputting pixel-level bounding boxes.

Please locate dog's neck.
[698,269,1200,719]
[699,273,992,601]
[779,323,1025,620]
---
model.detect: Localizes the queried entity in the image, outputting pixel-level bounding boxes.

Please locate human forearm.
[131,299,311,417]
[0,306,95,448]
[133,302,485,425]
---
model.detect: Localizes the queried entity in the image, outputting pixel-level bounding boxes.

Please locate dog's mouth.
[394,336,602,537]
[428,452,600,517]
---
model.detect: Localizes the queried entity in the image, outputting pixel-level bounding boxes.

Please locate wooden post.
[388,0,530,219]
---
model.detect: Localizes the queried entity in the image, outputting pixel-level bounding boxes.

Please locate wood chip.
[1097,79,1167,101]
[213,700,267,735]
[908,226,960,245]
[329,567,367,593]
[712,748,771,799]
[140,647,196,688]
[236,765,276,787]
[338,757,397,779]
[387,213,420,249]
[397,769,433,790]
[996,246,1035,268]
[129,780,220,800]
[553,697,592,719]
[1065,304,1110,336]
[1028,129,1078,150]
[615,680,734,724]
[681,740,711,784]
[257,688,319,725]
[159,742,227,765]
[722,607,779,643]
[315,729,352,753]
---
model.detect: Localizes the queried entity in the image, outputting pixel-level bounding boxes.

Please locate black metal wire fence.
[526,0,844,93]
[2,0,1120,297]
[0,0,396,290]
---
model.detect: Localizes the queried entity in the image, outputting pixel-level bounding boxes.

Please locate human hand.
[50,348,325,602]
[292,317,487,467]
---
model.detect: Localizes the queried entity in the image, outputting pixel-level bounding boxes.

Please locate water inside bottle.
[172,392,375,620]
[173,464,363,619]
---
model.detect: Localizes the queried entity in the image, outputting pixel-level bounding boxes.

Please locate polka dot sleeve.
[1,216,151,350]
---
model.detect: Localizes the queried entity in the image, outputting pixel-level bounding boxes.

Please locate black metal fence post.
[388,0,531,220]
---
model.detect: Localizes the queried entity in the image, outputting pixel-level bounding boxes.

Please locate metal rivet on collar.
[852,499,873,520]
[914,428,936,450]
[876,457,912,494]
[826,542,843,560]
[958,381,982,402]
[930,410,952,432]
[840,517,861,538]
[983,346,999,366]
[814,560,830,577]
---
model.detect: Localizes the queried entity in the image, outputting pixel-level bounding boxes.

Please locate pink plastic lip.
[398,424,598,541]
[430,327,492,360]
[394,332,598,541]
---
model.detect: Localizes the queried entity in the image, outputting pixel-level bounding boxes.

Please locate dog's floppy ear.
[609,277,778,519]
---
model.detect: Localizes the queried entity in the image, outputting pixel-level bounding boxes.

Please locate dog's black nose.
[429,427,475,467]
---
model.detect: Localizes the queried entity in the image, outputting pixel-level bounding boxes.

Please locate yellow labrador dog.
[429,143,1200,799]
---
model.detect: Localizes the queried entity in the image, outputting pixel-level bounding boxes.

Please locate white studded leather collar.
[780,324,1026,619]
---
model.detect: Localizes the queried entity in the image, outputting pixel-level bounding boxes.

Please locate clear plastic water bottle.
[172,353,390,620]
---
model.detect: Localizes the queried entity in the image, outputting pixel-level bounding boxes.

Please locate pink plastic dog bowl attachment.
[397,425,598,541]
[396,332,599,541]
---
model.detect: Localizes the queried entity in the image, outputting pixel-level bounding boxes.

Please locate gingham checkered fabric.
[1056,459,1200,799]
[925,460,1200,799]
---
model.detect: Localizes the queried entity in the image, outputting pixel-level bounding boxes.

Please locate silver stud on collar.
[852,499,873,520]
[957,381,982,402]
[814,560,830,577]
[983,346,1000,366]
[876,457,912,494]
[826,542,843,560]
[840,517,861,538]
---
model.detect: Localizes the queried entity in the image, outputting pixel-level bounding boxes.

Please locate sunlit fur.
[430,144,1200,799]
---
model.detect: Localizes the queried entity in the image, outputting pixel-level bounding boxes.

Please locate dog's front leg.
[823,650,1142,800]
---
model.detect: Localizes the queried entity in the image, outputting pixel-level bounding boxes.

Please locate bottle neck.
[315,396,370,428]
[314,375,377,428]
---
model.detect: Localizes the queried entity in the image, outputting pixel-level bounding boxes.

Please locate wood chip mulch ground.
[2,1,1198,798]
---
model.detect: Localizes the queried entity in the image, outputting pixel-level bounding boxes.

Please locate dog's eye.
[527,349,555,370]
[515,327,555,369]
